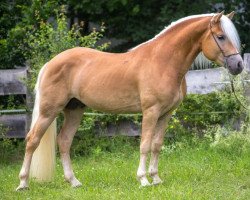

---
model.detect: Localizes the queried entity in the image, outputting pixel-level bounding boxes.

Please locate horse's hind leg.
[16,112,57,190]
[149,114,171,185]
[57,107,84,187]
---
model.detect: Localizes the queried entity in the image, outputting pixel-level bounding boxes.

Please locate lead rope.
[229,74,249,110]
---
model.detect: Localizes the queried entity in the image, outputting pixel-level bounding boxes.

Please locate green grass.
[1,138,250,200]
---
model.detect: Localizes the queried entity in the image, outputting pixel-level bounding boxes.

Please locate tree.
[0,0,249,69]
[66,0,250,52]
[0,0,59,69]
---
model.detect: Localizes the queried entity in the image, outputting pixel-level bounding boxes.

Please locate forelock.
[220,15,241,52]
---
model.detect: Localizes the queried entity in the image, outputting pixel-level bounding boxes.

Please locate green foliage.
[0,95,26,110]
[67,112,140,157]
[0,125,25,163]
[166,71,248,141]
[0,0,60,68]
[1,134,250,199]
[166,91,241,142]
[66,0,250,52]
[72,132,140,157]
[1,1,249,170]
[209,127,250,155]
[0,26,27,68]
[1,1,249,68]
[179,92,240,127]
[25,6,109,89]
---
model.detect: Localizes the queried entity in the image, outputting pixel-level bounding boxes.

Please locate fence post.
[244,53,250,72]
[25,67,34,110]
[25,67,33,135]
[244,53,250,107]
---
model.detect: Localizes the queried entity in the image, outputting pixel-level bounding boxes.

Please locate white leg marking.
[149,152,163,185]
[137,153,151,187]
[16,153,32,191]
[61,153,82,187]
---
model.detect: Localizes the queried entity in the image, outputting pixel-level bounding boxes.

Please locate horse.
[16,11,244,190]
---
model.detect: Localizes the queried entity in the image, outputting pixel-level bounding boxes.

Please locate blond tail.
[29,63,57,182]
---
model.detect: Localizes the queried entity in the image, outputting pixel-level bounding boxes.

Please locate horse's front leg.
[137,106,160,187]
[149,113,171,185]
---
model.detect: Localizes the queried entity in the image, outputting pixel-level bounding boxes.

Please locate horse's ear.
[227,11,235,20]
[211,11,224,24]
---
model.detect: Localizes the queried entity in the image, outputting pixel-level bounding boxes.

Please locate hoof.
[150,174,163,186]
[16,185,29,191]
[71,179,82,188]
[139,177,151,188]
[152,179,163,185]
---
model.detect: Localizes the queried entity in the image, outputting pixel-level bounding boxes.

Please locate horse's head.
[201,11,244,75]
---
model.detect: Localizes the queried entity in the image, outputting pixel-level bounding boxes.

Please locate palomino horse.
[17,11,243,190]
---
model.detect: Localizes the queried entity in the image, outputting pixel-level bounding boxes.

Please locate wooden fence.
[0,68,32,138]
[1,53,250,138]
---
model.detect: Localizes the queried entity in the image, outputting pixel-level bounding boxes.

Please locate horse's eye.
[217,35,225,41]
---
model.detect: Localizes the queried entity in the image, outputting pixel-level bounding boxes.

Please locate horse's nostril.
[237,61,243,69]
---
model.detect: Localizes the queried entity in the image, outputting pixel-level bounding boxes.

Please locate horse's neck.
[138,17,211,81]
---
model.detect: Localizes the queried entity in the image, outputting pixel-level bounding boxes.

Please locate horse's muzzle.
[226,54,244,75]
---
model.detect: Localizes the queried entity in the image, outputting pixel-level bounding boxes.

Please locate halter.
[209,21,240,68]
[209,20,248,110]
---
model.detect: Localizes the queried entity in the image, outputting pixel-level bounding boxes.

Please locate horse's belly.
[79,89,142,114]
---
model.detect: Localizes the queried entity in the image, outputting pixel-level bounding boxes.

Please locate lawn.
[1,136,250,200]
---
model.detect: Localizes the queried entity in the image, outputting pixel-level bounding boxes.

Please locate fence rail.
[1,53,250,138]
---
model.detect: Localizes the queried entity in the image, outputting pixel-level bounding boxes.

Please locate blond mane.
[131,13,241,70]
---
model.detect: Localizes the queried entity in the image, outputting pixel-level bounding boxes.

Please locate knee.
[140,140,151,154]
[151,141,163,153]
[140,145,150,154]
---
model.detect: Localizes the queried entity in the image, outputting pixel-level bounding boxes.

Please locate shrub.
[25,6,109,89]
[0,125,25,163]
[208,125,250,157]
